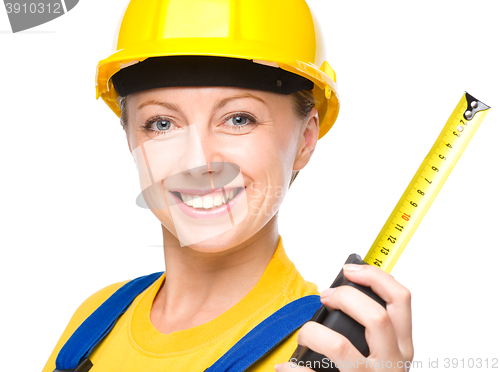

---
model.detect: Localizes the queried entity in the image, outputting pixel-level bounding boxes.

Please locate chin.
[185,241,236,253]
[160,216,253,252]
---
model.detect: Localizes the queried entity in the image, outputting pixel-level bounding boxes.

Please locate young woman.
[43,1,413,371]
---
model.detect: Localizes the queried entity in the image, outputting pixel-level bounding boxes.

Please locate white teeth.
[178,189,240,209]
[203,195,214,209]
[181,194,193,207]
[214,194,223,207]
[192,195,203,208]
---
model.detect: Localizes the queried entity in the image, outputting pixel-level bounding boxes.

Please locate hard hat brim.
[111,55,315,97]
[96,38,339,139]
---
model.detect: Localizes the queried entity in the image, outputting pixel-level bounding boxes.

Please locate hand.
[275,263,413,371]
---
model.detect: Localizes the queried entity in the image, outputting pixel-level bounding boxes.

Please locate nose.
[181,124,225,182]
[200,139,231,187]
[207,160,224,174]
[181,125,209,178]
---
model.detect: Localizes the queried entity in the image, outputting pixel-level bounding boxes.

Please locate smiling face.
[124,86,319,251]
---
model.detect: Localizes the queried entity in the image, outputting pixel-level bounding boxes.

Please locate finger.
[320,285,400,358]
[342,264,410,305]
[294,320,366,372]
[342,264,413,359]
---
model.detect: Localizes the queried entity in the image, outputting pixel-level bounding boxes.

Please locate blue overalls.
[53,272,322,372]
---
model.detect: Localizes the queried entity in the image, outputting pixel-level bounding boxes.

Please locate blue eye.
[225,113,256,130]
[231,116,248,125]
[155,119,172,131]
[140,116,177,139]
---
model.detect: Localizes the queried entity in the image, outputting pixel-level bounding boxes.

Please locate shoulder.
[67,279,132,327]
[289,272,320,299]
[42,278,132,372]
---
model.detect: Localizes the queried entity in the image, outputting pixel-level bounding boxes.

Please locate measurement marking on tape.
[363,92,490,273]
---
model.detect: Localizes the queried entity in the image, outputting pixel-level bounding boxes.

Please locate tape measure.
[291,92,491,369]
[364,92,490,273]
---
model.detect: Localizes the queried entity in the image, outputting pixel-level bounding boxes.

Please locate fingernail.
[274,363,282,371]
[344,263,363,272]
[320,287,336,298]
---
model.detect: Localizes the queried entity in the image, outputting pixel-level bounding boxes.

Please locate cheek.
[125,131,145,167]
[233,136,292,201]
[238,135,289,174]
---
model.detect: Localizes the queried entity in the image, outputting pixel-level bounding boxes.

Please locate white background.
[1,1,499,371]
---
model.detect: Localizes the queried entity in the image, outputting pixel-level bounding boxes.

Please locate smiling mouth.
[171,187,244,210]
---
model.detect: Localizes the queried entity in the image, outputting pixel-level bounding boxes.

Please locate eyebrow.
[137,93,267,112]
[213,94,267,112]
[138,100,179,111]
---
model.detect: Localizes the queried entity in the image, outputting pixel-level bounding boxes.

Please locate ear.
[292,106,319,171]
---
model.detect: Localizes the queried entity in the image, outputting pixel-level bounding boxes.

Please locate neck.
[150,216,280,334]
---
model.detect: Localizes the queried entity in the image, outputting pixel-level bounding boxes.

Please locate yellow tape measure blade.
[364,92,490,273]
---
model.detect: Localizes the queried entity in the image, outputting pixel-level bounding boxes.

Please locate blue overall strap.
[55,271,164,371]
[205,294,322,372]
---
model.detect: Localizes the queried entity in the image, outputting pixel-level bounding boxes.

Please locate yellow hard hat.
[95,0,340,139]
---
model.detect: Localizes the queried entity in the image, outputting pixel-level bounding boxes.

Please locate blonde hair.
[117,89,316,188]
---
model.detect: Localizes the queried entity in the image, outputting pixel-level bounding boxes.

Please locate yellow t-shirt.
[42,235,320,371]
